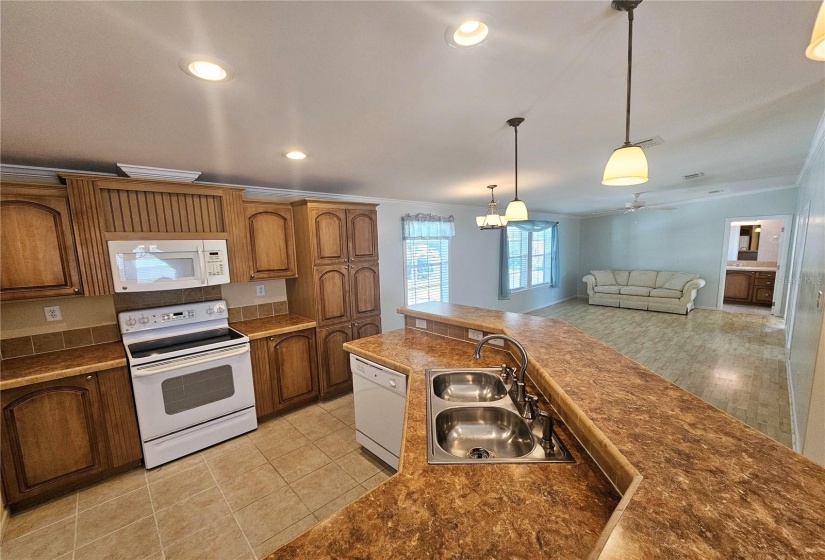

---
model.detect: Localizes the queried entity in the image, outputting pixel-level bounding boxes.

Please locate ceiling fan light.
[505,199,528,221]
[602,145,649,186]
[806,0,825,61]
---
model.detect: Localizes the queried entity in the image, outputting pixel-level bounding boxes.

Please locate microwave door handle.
[132,345,250,377]
[197,245,207,285]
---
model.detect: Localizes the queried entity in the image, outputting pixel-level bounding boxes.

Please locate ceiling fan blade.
[589,208,627,216]
[647,205,676,211]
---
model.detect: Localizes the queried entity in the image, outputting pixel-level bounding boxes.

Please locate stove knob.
[206,307,214,315]
[125,317,137,327]
[214,304,226,315]
[138,316,149,325]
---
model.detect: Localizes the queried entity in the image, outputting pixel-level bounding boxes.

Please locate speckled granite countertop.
[0,342,127,389]
[230,313,316,340]
[271,328,621,559]
[270,303,825,559]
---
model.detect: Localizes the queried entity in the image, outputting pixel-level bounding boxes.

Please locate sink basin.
[434,407,534,459]
[431,370,508,402]
[426,367,574,464]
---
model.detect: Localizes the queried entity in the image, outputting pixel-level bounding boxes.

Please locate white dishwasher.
[350,355,407,470]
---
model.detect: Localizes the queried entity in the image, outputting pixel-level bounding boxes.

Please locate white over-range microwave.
[108,239,231,292]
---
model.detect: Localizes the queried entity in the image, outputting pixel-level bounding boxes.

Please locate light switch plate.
[256,285,265,297]
[415,318,427,329]
[468,329,483,341]
[44,306,62,321]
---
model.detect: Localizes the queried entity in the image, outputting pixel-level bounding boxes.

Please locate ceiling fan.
[591,192,676,216]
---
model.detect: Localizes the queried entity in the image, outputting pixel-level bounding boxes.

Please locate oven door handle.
[132,345,250,377]
[198,245,207,285]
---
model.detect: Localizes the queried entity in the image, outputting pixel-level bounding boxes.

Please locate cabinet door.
[353,316,382,340]
[250,338,276,418]
[346,209,379,262]
[723,271,753,303]
[310,208,348,266]
[314,265,351,327]
[270,330,318,408]
[350,262,381,321]
[245,203,297,280]
[0,184,83,300]
[97,367,142,468]
[753,287,774,305]
[1,374,109,505]
[317,324,353,398]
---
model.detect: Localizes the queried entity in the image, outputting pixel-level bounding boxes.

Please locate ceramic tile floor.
[531,298,793,447]
[0,393,395,560]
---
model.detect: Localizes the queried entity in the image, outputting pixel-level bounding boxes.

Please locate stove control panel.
[119,300,229,334]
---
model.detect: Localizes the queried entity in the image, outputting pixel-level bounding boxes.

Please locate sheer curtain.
[401,213,455,240]
[499,220,559,300]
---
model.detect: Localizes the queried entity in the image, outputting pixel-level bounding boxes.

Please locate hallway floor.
[531,298,793,447]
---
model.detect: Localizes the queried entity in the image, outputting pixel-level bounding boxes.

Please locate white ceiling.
[2,1,823,215]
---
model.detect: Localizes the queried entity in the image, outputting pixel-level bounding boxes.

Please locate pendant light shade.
[806,0,825,61]
[602,145,648,186]
[602,0,649,187]
[505,117,528,221]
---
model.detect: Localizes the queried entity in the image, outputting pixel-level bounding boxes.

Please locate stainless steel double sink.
[426,368,574,464]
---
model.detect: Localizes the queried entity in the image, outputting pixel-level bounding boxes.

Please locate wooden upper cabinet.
[350,263,381,320]
[244,202,297,280]
[0,184,83,300]
[346,209,379,262]
[1,374,109,505]
[314,265,351,327]
[310,208,348,265]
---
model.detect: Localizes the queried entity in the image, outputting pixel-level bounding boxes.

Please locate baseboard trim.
[786,357,801,452]
[695,305,718,310]
[1,503,8,540]
[520,295,578,314]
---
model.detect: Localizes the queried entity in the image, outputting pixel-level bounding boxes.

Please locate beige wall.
[0,295,116,339]
[220,279,286,308]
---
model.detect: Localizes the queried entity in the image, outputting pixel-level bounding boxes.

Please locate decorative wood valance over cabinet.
[60,174,251,295]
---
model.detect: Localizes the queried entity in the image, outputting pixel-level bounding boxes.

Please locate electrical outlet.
[468,329,483,341]
[256,285,265,297]
[44,306,62,322]
[489,337,504,347]
[415,318,427,329]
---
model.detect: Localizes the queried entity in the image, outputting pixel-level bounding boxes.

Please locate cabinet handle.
[73,288,81,294]
[86,375,93,380]
[269,336,274,341]
[250,274,255,279]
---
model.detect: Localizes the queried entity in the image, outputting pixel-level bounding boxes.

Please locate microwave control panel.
[205,252,225,277]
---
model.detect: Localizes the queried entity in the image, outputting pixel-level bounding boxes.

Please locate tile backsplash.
[0,324,121,359]
[113,286,224,312]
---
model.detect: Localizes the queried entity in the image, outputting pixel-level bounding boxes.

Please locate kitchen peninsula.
[270,303,825,559]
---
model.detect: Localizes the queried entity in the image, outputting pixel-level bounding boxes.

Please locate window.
[404,239,450,304]
[506,225,555,291]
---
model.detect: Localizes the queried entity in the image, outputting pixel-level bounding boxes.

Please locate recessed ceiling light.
[284,151,308,160]
[179,56,234,82]
[445,15,492,48]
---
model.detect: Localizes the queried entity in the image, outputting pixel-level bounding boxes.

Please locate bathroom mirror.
[737,225,760,260]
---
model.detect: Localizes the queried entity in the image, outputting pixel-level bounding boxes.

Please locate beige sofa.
[582,270,706,315]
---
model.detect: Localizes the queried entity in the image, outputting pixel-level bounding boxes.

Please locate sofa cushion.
[594,285,621,294]
[650,288,682,299]
[663,272,699,291]
[628,271,658,288]
[613,271,630,286]
[655,271,676,288]
[591,270,617,286]
[620,286,651,296]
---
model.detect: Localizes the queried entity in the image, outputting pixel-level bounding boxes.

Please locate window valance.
[401,213,455,240]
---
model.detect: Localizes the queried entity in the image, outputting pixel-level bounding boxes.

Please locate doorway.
[717,214,793,317]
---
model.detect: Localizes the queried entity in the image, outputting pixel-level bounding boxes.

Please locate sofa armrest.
[680,278,706,303]
[583,275,596,296]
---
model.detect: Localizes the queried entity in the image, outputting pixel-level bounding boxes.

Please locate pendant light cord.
[624,7,635,147]
[514,124,519,200]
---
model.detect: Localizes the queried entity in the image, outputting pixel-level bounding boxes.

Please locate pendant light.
[806,0,825,61]
[602,0,648,186]
[505,117,529,222]
[476,185,509,230]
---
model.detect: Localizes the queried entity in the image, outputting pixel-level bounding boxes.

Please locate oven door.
[130,343,255,442]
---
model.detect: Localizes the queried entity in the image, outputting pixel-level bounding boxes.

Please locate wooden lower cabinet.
[723,270,776,306]
[317,315,382,399]
[0,367,141,509]
[250,329,319,418]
